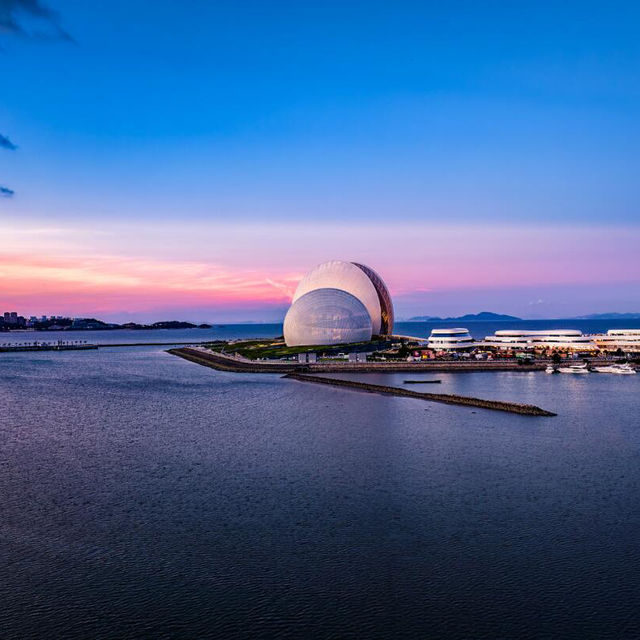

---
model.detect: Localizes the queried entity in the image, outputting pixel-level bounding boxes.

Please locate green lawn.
[204,338,389,360]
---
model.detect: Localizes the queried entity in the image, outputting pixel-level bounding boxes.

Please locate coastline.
[168,346,555,373]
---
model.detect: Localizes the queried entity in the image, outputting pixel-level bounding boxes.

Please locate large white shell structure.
[292,260,384,334]
[283,288,373,347]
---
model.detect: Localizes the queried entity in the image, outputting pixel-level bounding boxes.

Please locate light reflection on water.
[1,346,639,639]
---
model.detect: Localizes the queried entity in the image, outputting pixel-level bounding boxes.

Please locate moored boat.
[557,363,590,374]
[593,363,636,375]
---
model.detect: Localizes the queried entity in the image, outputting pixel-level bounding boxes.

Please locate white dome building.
[428,328,475,351]
[283,288,373,347]
[290,260,394,336]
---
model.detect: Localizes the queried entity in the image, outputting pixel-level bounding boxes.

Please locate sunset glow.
[2,220,639,321]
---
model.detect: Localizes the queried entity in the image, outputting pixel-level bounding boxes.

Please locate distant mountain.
[572,312,640,320]
[407,311,521,322]
[120,321,213,330]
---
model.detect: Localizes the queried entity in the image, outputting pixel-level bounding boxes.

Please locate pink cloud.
[1,220,639,320]
[0,253,298,316]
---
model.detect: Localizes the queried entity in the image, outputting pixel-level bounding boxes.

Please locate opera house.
[284,260,394,346]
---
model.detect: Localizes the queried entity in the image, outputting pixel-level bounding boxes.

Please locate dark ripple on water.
[1,347,640,638]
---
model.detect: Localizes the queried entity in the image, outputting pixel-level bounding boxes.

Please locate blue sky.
[1,1,639,320]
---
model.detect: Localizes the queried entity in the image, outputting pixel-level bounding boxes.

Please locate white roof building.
[427,328,475,351]
[283,288,372,347]
[594,329,640,352]
[482,329,598,351]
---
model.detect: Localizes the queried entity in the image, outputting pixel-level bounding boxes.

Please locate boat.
[592,363,637,375]
[545,365,559,374]
[557,363,590,374]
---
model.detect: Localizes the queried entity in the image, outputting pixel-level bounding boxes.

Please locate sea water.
[1,342,639,638]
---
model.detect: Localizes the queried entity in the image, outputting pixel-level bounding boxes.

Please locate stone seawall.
[168,348,301,373]
[169,347,549,374]
[284,373,557,417]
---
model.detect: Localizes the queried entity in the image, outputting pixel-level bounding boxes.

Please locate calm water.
[2,318,640,346]
[1,345,640,638]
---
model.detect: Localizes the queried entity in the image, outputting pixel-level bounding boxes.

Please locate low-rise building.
[482,329,598,352]
[427,328,475,351]
[594,330,640,353]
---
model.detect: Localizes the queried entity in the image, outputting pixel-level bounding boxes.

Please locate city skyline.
[2,1,639,321]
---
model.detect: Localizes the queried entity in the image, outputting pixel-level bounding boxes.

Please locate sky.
[1,0,639,322]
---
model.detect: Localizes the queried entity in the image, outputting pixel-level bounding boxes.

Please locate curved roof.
[494,330,583,337]
[351,263,394,335]
[284,288,372,347]
[430,328,470,336]
[292,260,385,334]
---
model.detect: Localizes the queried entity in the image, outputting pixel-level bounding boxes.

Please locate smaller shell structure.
[283,288,372,347]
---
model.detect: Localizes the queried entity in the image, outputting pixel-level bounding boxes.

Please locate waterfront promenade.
[169,346,553,373]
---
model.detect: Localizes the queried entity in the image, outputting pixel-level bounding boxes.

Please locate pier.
[0,340,98,352]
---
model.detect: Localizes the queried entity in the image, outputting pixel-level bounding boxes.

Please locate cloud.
[0,185,15,197]
[0,133,17,150]
[0,0,73,42]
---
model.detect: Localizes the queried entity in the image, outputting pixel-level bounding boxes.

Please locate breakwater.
[284,373,557,416]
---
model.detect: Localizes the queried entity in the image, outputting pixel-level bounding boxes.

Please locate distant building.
[428,328,475,351]
[482,330,597,352]
[594,330,640,353]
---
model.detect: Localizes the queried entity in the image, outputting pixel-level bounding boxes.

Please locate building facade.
[427,328,475,351]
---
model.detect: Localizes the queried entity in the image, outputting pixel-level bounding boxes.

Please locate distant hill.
[407,311,521,322]
[572,312,640,320]
[120,321,213,330]
[66,319,213,330]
